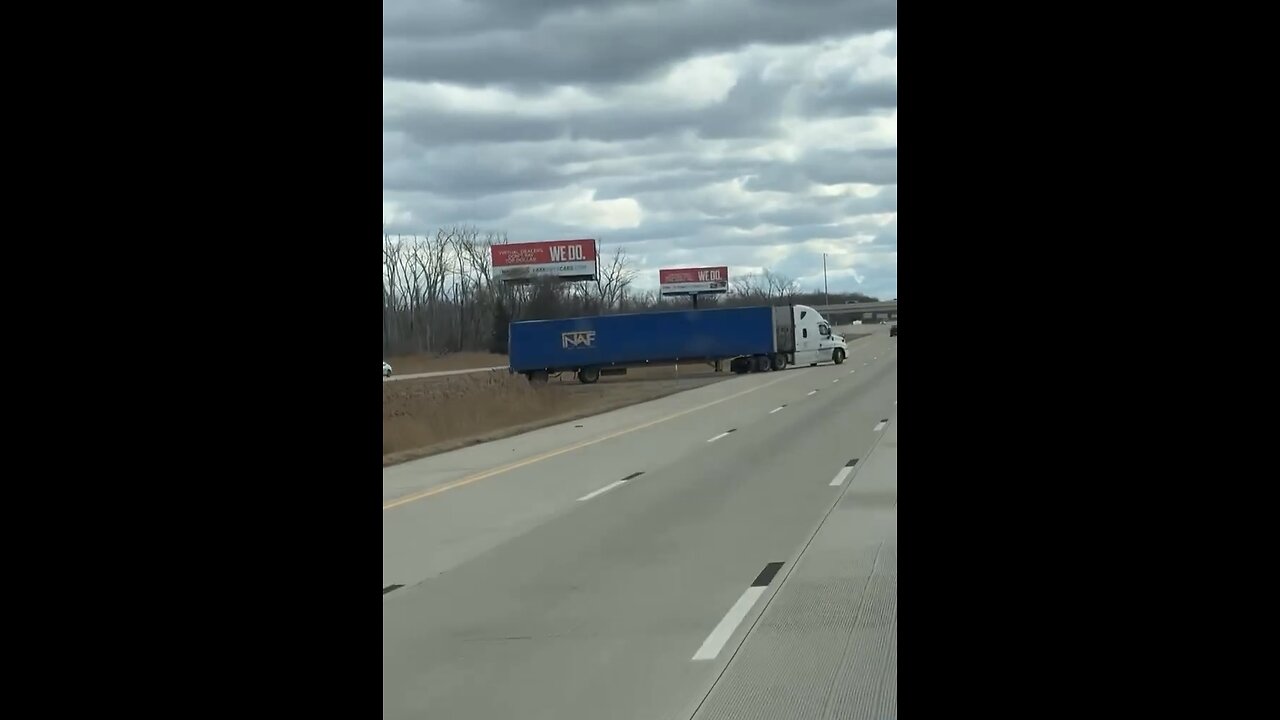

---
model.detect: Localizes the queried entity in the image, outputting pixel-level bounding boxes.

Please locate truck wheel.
[770,354,786,371]
[577,367,600,384]
[833,348,845,365]
[754,355,770,373]
[527,370,549,383]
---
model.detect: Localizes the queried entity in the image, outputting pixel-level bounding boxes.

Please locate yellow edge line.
[382,371,798,510]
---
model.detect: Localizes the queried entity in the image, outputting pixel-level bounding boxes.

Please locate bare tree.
[730,273,769,300]
[763,270,800,301]
[596,246,637,311]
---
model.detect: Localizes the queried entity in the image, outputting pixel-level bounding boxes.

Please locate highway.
[383,323,897,719]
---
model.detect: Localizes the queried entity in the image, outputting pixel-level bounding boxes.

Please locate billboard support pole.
[692,293,699,310]
[823,253,829,306]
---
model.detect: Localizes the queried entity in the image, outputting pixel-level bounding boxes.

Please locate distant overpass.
[812,300,897,320]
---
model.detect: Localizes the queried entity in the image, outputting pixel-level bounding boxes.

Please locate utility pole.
[823,253,829,306]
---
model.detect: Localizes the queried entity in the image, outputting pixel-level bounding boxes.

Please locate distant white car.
[383,361,392,378]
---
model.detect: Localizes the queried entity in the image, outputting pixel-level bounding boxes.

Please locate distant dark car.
[889,324,897,337]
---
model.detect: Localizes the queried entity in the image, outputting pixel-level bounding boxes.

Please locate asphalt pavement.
[383,324,897,719]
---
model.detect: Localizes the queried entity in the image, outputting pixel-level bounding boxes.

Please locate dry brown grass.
[385,351,508,374]
[383,371,566,454]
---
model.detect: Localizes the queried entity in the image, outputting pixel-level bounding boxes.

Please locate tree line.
[383,228,879,357]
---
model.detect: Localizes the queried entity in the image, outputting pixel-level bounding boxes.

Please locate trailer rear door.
[772,304,796,353]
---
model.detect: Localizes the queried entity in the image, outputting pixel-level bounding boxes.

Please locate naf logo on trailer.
[562,330,596,349]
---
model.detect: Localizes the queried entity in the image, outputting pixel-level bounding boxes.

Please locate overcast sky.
[383,0,897,299]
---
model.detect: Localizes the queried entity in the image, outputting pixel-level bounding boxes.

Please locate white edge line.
[769,406,784,414]
[576,480,627,502]
[873,421,887,432]
[830,467,854,486]
[707,431,731,443]
[691,586,768,661]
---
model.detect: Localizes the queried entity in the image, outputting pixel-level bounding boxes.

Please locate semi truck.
[508,304,848,383]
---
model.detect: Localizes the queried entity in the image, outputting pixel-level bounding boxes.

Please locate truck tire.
[730,357,750,374]
[527,370,549,383]
[833,348,846,365]
[754,355,770,373]
[577,367,600,384]
[770,354,786,371]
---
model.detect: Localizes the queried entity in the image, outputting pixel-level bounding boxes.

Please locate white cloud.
[516,190,644,231]
[383,79,608,118]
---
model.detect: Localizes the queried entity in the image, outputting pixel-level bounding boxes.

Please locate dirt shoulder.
[383,364,728,466]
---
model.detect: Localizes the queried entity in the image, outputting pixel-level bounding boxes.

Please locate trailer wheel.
[832,348,846,365]
[730,357,750,374]
[527,370,549,384]
[577,367,600,384]
[752,355,769,373]
[770,354,786,371]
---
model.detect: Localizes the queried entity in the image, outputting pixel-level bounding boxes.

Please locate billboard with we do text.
[491,239,598,282]
[659,266,730,296]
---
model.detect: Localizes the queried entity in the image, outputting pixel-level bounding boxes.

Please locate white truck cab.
[792,304,848,366]
[725,303,849,374]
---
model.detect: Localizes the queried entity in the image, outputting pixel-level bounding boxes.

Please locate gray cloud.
[384,0,896,87]
[799,79,897,117]
[383,0,639,40]
[742,148,897,191]
[385,71,796,149]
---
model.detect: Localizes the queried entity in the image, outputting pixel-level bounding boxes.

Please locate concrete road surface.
[384,365,508,382]
[383,323,897,719]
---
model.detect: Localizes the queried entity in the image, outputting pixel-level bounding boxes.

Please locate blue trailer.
[508,304,849,384]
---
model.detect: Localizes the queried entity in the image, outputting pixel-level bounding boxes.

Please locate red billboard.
[491,239,598,282]
[659,266,729,296]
